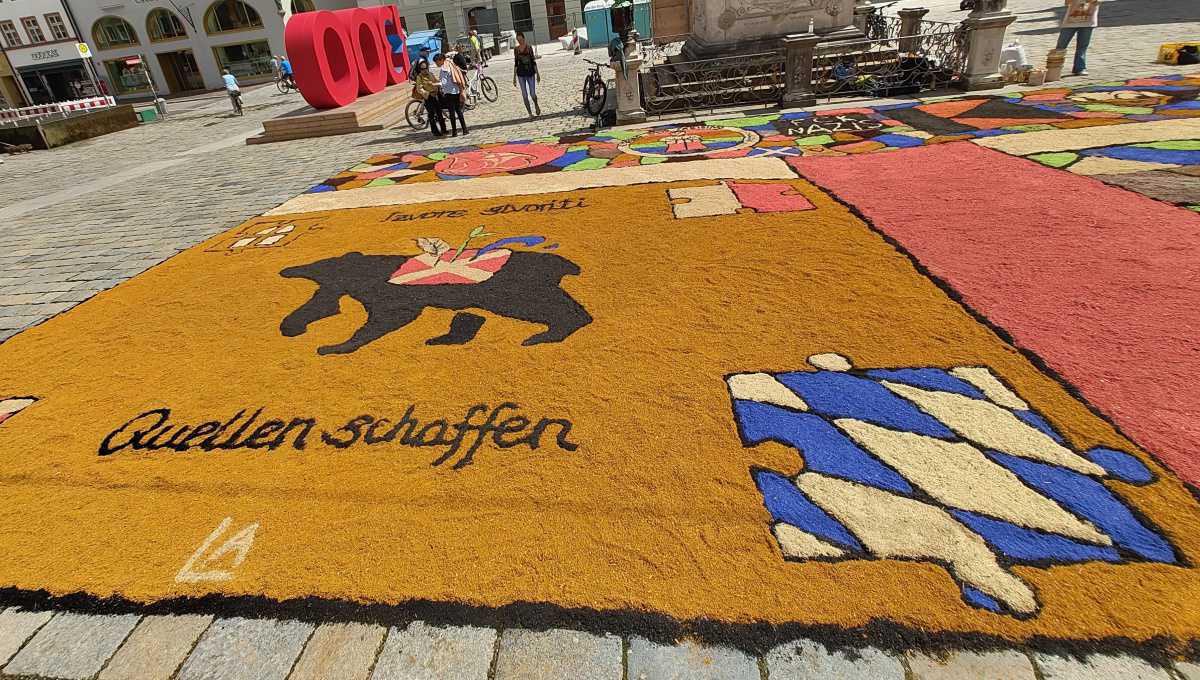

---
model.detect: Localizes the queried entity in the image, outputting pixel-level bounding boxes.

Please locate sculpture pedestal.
[958,2,1017,91]
[683,0,859,59]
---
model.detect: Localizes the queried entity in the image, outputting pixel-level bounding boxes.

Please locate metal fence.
[641,50,786,114]
[640,16,968,114]
[811,19,968,99]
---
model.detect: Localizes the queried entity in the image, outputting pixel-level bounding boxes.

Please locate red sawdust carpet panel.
[792,142,1200,487]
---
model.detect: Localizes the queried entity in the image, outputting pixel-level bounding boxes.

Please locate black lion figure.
[280,251,592,355]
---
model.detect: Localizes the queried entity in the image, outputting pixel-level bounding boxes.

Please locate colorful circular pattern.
[617,125,761,158]
[433,143,565,176]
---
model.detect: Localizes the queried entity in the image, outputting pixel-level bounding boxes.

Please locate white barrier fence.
[0,96,117,123]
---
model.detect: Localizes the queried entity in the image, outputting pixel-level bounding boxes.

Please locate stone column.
[897,7,928,54]
[851,0,873,34]
[958,0,1016,90]
[781,32,821,108]
[613,29,647,124]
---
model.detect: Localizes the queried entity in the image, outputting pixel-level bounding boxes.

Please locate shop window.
[44,13,70,41]
[290,0,316,14]
[424,11,444,31]
[204,0,264,34]
[0,20,20,48]
[93,17,140,49]
[147,9,187,42]
[20,16,46,44]
[510,1,533,33]
[212,39,273,80]
[103,58,153,95]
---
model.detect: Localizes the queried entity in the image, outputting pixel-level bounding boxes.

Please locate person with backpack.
[513,32,541,118]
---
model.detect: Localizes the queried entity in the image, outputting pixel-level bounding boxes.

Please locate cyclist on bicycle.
[279,56,295,89]
[222,69,242,114]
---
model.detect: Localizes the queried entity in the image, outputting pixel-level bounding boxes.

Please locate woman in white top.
[1056,0,1099,76]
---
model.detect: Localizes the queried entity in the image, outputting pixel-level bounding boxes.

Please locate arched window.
[147,8,187,42]
[290,0,316,14]
[92,16,140,49]
[203,0,264,34]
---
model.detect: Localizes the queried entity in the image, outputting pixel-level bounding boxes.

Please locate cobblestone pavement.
[893,0,1196,83]
[0,607,1194,679]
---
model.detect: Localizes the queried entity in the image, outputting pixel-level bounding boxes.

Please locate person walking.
[222,69,243,115]
[1057,0,1099,76]
[412,60,446,137]
[513,32,541,118]
[470,29,488,66]
[434,53,468,136]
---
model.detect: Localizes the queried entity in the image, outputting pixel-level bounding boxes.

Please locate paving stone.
[494,628,621,680]
[1033,652,1174,680]
[907,649,1036,680]
[289,622,385,680]
[2,612,140,680]
[99,614,213,680]
[176,617,314,680]
[370,622,497,680]
[1176,661,1200,680]
[0,608,54,666]
[627,637,759,680]
[765,639,904,679]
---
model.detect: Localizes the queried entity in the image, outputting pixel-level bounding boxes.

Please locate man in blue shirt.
[222,69,243,115]
[279,56,294,88]
[433,53,467,136]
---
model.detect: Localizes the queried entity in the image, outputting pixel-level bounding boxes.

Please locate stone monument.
[959,0,1017,90]
[684,0,860,58]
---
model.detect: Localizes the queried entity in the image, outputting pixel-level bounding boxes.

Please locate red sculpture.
[284,6,410,109]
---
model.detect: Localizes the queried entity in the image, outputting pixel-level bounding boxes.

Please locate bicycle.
[228,89,244,116]
[463,63,498,109]
[405,97,428,130]
[275,73,298,94]
[581,58,608,117]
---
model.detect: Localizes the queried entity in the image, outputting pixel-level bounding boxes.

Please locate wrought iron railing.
[811,21,968,99]
[639,16,968,114]
[641,50,785,114]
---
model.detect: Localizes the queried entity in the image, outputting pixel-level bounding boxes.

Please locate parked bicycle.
[463,63,498,109]
[405,98,428,130]
[581,58,609,117]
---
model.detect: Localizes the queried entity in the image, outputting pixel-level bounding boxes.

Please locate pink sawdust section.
[791,142,1200,486]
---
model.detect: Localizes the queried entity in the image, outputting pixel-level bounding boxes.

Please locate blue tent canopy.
[405,30,444,64]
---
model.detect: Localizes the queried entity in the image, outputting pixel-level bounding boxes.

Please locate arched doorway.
[466,6,499,34]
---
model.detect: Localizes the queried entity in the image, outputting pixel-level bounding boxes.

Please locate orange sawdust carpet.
[0,178,1197,650]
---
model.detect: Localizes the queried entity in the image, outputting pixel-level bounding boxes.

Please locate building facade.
[0,0,98,105]
[64,0,588,101]
[388,0,586,48]
[68,0,295,97]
